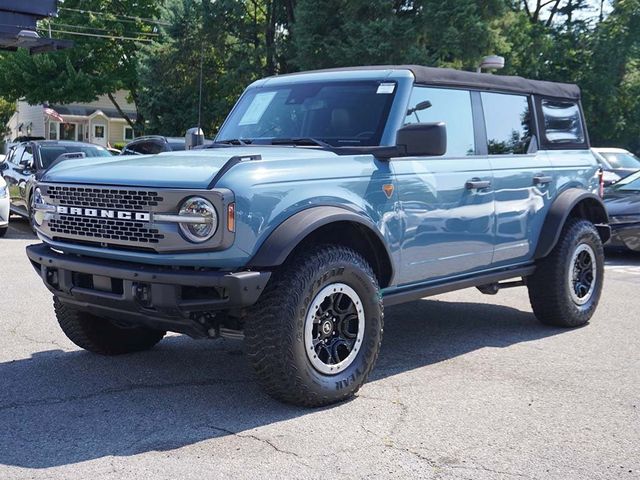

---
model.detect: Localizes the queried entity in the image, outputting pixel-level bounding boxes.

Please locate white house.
[4,90,137,148]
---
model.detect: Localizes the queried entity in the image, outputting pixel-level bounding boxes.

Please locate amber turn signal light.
[227,203,236,232]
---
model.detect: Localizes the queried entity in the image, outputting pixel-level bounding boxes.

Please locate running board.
[382,265,536,307]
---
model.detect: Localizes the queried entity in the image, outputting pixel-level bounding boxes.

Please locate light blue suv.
[26,66,610,406]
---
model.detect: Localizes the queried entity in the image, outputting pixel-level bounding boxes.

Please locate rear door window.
[540,99,585,145]
[481,92,532,155]
[404,86,475,157]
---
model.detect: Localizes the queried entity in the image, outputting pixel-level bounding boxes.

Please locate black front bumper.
[26,243,271,337]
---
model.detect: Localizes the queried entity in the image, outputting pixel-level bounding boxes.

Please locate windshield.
[611,170,640,191]
[40,145,112,169]
[600,151,640,169]
[217,81,397,147]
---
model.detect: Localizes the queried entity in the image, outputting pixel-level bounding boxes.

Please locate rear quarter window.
[540,99,585,146]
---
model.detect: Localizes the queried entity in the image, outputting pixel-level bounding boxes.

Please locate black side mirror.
[395,122,447,157]
[19,158,34,169]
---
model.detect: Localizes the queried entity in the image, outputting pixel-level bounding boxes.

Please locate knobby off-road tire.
[528,218,604,327]
[245,245,384,407]
[54,297,166,355]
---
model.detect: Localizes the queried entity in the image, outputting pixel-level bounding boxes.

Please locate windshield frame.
[216,77,412,149]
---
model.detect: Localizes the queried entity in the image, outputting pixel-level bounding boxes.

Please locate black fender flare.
[534,189,610,259]
[248,206,394,284]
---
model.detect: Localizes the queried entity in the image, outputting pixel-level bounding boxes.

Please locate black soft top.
[287,65,581,100]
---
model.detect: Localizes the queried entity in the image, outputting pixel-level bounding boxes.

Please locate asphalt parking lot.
[1,216,639,480]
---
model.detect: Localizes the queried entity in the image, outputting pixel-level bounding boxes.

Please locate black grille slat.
[47,186,163,211]
[49,216,165,244]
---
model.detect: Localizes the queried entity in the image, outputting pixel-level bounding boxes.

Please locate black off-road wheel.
[528,218,604,327]
[0,226,6,238]
[54,297,166,355]
[244,245,384,407]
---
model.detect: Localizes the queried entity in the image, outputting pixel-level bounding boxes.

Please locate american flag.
[44,107,64,123]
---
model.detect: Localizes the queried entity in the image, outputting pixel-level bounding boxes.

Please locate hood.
[40,146,336,189]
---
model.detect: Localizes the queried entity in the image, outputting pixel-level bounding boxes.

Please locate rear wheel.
[528,218,604,327]
[54,297,166,355]
[0,226,6,238]
[244,245,383,407]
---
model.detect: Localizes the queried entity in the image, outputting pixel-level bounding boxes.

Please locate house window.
[60,123,77,141]
[124,126,134,141]
[94,125,105,138]
[48,122,58,140]
[78,123,84,141]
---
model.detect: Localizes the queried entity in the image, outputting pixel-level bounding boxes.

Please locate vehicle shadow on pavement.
[0,299,564,469]
[3,215,37,240]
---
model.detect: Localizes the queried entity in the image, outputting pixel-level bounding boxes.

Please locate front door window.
[60,123,77,141]
[93,124,107,146]
[48,122,58,140]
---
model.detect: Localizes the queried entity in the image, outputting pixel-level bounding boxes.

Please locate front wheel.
[528,218,604,327]
[244,245,383,407]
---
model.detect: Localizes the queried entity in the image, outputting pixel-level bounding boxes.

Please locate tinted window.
[405,87,475,156]
[541,99,584,144]
[39,145,112,169]
[21,146,34,165]
[6,147,18,164]
[167,141,185,151]
[125,141,165,155]
[482,92,532,155]
[11,147,24,164]
[218,81,396,147]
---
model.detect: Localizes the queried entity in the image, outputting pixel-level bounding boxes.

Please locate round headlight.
[178,197,218,243]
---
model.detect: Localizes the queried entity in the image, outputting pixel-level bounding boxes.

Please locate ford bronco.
[26,66,610,406]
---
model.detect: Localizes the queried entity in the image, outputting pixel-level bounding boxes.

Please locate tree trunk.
[265,0,277,75]
[107,91,136,132]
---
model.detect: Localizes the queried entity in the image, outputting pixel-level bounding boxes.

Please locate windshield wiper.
[208,138,252,146]
[270,137,331,148]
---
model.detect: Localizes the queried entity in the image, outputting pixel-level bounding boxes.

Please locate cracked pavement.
[1,216,639,479]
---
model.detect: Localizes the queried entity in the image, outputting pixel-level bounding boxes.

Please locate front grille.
[49,216,165,244]
[47,186,164,211]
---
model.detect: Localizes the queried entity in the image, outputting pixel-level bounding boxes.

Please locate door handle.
[533,175,553,186]
[465,179,491,190]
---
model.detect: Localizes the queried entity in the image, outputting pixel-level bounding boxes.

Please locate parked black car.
[120,136,186,155]
[605,171,640,251]
[0,140,112,227]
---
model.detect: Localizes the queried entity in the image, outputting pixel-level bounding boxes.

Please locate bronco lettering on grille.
[56,206,150,222]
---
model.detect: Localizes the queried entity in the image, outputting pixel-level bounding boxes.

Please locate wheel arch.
[248,206,395,288]
[534,189,610,259]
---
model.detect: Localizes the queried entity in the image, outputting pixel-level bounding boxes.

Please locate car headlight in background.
[177,197,218,243]
[32,187,46,226]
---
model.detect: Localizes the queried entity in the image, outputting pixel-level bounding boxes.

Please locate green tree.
[292,0,505,71]
[0,0,161,134]
[138,0,295,136]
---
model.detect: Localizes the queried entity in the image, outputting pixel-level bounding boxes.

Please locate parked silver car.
[0,175,9,237]
[591,147,640,186]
